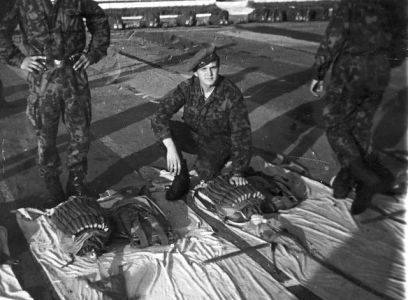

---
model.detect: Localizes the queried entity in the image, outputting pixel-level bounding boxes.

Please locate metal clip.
[68,53,82,65]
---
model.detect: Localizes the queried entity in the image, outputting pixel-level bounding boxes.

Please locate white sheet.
[0,264,34,300]
[16,202,296,300]
[14,156,405,300]
[249,156,406,300]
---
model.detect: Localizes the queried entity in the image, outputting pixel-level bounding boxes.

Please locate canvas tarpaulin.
[15,198,296,300]
[12,156,405,300]
[0,264,34,300]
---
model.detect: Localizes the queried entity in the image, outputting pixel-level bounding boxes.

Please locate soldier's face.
[194,61,219,88]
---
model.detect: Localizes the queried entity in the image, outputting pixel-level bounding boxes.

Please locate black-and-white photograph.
[0,0,406,299]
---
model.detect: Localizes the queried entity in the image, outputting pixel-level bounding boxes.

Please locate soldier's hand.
[20,56,47,73]
[310,79,324,97]
[163,138,181,175]
[166,149,181,176]
[73,54,90,71]
[229,175,248,186]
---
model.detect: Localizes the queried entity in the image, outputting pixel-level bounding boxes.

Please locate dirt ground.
[0,22,406,299]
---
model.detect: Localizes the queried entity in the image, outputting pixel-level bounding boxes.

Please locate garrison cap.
[186,43,219,72]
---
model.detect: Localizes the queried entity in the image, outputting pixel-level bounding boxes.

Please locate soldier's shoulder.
[186,76,197,85]
[177,76,196,90]
[219,76,242,99]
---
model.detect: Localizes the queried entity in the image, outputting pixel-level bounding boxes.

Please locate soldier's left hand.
[229,175,248,186]
[73,54,90,71]
[310,79,324,97]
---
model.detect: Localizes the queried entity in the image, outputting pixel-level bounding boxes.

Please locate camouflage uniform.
[0,0,109,183]
[151,75,252,180]
[313,0,405,168]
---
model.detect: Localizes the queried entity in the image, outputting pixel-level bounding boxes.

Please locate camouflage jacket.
[151,75,252,175]
[313,0,407,80]
[0,0,110,67]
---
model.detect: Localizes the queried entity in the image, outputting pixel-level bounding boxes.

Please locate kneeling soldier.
[151,44,252,201]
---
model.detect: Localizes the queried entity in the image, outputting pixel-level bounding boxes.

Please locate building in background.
[95,0,337,29]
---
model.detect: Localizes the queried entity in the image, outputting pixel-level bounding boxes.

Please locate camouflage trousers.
[169,121,231,181]
[323,54,391,168]
[26,66,91,178]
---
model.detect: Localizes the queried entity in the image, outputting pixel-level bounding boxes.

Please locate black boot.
[66,170,89,197]
[166,159,190,201]
[349,159,382,215]
[44,174,66,207]
[332,167,353,199]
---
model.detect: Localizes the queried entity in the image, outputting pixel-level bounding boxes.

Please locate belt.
[43,53,81,69]
[44,59,66,69]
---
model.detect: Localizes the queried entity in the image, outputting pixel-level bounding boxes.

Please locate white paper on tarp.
[16,202,296,300]
[246,156,405,300]
[0,264,34,300]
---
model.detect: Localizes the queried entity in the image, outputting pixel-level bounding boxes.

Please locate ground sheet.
[7,156,405,300]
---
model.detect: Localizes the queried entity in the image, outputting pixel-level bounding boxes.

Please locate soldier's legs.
[165,121,196,200]
[26,73,65,205]
[169,120,199,155]
[195,136,231,181]
[169,121,230,180]
[164,121,231,199]
[324,88,363,168]
[63,68,92,197]
[348,66,392,214]
[325,55,391,213]
[326,54,390,167]
[324,87,364,198]
[324,87,381,205]
[351,56,390,159]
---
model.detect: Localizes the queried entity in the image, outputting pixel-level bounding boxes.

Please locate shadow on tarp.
[371,88,408,187]
[304,195,405,300]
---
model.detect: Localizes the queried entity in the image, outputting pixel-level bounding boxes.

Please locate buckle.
[67,53,82,65]
[53,59,64,67]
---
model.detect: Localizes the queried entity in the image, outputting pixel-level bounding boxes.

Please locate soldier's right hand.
[163,138,181,176]
[20,56,47,73]
[166,148,181,176]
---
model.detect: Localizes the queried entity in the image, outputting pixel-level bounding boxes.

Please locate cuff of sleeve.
[231,170,243,177]
[85,51,100,65]
[312,69,324,81]
[158,131,172,142]
[11,53,26,68]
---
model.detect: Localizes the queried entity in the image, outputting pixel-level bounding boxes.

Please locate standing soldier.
[151,44,252,201]
[310,0,406,214]
[0,0,110,206]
